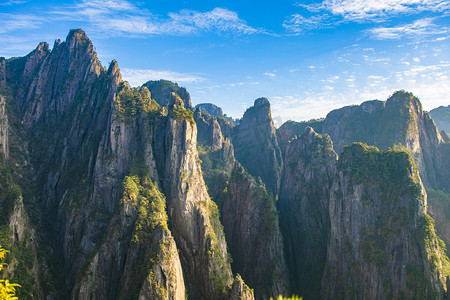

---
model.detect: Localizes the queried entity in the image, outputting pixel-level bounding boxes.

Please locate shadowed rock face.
[321,91,449,190]
[430,105,450,135]
[279,127,337,299]
[0,29,253,300]
[232,98,283,197]
[196,103,224,117]
[0,96,8,159]
[1,28,449,300]
[221,162,289,299]
[194,107,289,299]
[278,91,450,191]
[143,79,192,109]
[322,143,448,299]
[279,128,449,299]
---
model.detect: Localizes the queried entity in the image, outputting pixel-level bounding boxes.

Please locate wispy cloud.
[283,14,334,34]
[263,72,276,77]
[51,0,260,36]
[301,0,450,21]
[368,18,449,39]
[0,0,29,5]
[287,0,450,35]
[0,13,43,33]
[121,68,205,87]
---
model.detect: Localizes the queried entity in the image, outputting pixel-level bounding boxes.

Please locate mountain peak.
[65,28,93,52]
[254,97,270,107]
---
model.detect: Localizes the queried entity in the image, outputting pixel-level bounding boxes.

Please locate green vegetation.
[114,82,160,121]
[270,296,302,300]
[419,214,450,276]
[405,265,439,299]
[120,175,168,243]
[377,90,416,149]
[200,198,230,295]
[0,164,21,228]
[252,184,278,238]
[339,143,422,210]
[0,245,20,299]
[170,107,194,124]
[341,143,450,295]
[197,144,232,201]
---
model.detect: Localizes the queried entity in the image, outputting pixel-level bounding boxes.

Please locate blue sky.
[1,0,450,123]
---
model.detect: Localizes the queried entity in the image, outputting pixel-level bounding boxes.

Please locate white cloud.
[121,68,205,87]
[0,13,43,33]
[0,0,29,5]
[368,18,449,39]
[263,72,276,77]
[282,14,334,34]
[288,0,450,34]
[302,0,450,21]
[51,0,259,36]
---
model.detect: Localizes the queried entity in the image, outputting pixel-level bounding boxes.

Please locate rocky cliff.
[0,29,253,300]
[194,106,289,299]
[278,91,449,191]
[1,28,449,300]
[277,118,323,155]
[221,163,289,299]
[429,105,450,135]
[322,143,449,299]
[321,91,448,190]
[232,98,283,197]
[0,96,8,159]
[142,79,192,109]
[279,127,336,299]
[279,127,450,299]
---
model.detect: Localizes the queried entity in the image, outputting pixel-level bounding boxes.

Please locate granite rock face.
[143,79,192,109]
[232,98,283,197]
[195,107,288,299]
[1,28,449,300]
[196,103,224,118]
[429,105,450,135]
[221,163,289,299]
[321,91,448,190]
[279,128,449,299]
[0,96,8,159]
[279,127,337,299]
[0,29,253,300]
[322,143,448,299]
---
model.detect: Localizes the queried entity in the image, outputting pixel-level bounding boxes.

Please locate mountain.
[0,29,253,299]
[280,129,449,299]
[142,79,192,109]
[0,29,449,300]
[278,91,450,191]
[429,105,450,135]
[232,98,283,197]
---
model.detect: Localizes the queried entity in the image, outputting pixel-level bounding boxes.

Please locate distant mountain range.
[0,29,449,300]
[430,105,450,135]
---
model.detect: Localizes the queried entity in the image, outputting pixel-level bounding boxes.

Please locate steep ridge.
[278,91,449,191]
[221,163,289,299]
[277,118,323,155]
[1,28,449,300]
[232,98,283,197]
[279,127,336,299]
[194,107,289,299]
[0,96,8,159]
[323,91,448,190]
[429,105,450,134]
[322,143,449,299]
[142,79,192,109]
[0,29,253,299]
[279,127,450,299]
